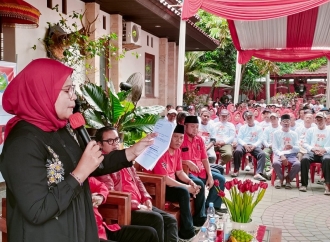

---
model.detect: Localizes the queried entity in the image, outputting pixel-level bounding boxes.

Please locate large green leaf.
[83,108,106,129]
[123,114,160,133]
[80,83,112,119]
[110,91,125,123]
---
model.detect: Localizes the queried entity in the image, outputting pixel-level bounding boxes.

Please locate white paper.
[135,119,176,170]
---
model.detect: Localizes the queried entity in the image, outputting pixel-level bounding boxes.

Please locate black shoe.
[215,207,228,214]
[193,217,207,227]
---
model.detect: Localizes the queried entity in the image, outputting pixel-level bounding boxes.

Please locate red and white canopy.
[182,0,330,64]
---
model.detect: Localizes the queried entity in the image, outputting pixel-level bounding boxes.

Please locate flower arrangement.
[215,178,268,223]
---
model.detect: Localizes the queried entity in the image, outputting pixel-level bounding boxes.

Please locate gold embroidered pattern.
[45,146,64,186]
[66,123,79,145]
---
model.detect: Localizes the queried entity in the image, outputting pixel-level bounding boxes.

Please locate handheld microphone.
[69,112,104,169]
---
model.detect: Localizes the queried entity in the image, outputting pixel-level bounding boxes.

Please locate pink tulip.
[218,190,225,198]
[214,179,220,187]
[225,181,233,190]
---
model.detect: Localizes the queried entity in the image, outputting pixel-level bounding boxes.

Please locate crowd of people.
[164,96,330,195]
[1,58,330,242]
[0,58,227,242]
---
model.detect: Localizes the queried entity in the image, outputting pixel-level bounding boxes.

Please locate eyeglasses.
[102,137,120,145]
[62,85,75,100]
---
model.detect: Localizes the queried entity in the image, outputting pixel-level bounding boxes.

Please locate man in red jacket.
[94,127,178,242]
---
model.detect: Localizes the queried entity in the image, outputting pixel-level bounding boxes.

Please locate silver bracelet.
[70,172,83,186]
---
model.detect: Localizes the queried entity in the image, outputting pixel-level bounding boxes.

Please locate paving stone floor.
[223,169,329,242]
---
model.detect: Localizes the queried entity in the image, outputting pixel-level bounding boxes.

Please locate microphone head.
[69,112,86,129]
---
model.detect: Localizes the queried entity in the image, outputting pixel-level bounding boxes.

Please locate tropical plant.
[184,52,223,84]
[79,81,164,146]
[240,77,263,99]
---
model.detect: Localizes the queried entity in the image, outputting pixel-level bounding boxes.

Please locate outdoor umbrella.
[0,0,41,59]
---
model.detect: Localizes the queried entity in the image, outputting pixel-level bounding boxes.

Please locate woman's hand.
[72,141,104,183]
[125,133,157,161]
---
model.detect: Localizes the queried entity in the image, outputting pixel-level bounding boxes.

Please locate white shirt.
[272,129,299,156]
[237,124,263,148]
[262,125,281,148]
[304,126,330,154]
[213,121,236,145]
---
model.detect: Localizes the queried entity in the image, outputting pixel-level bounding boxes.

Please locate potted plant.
[215,178,268,242]
[79,79,164,146]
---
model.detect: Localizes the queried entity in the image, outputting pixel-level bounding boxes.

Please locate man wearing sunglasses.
[94,126,178,242]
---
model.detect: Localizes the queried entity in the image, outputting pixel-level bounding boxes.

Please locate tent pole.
[177,18,186,106]
[326,61,330,107]
[266,72,270,104]
[233,52,242,104]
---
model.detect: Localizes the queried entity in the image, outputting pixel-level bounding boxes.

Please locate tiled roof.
[157,0,219,46]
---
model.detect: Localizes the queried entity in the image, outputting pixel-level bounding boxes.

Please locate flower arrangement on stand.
[214,178,268,242]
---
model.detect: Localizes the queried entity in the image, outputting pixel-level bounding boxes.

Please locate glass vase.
[229,220,257,242]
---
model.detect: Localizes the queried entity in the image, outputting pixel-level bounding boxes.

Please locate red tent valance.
[182,0,330,21]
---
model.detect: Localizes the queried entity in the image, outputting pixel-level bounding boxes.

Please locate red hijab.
[3,58,73,139]
[232,111,243,126]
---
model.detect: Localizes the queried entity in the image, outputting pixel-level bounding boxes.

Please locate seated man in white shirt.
[213,109,235,165]
[272,114,300,189]
[198,110,216,164]
[295,111,314,161]
[232,111,266,181]
[300,112,330,195]
[262,113,280,178]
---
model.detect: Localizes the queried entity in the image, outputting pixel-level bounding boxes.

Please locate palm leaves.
[185,52,223,84]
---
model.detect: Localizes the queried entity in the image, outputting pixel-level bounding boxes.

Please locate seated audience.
[262,113,280,179]
[152,125,205,240]
[233,111,266,181]
[94,127,178,242]
[295,112,314,161]
[213,109,235,165]
[181,116,226,213]
[198,110,216,164]
[272,114,300,189]
[300,112,330,195]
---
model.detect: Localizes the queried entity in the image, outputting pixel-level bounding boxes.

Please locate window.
[62,0,67,14]
[147,35,149,46]
[47,0,52,9]
[151,37,153,48]
[145,53,155,97]
[103,16,106,30]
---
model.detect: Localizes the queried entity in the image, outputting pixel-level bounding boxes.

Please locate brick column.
[167,42,177,106]
[85,2,101,84]
[109,14,123,92]
[158,38,168,107]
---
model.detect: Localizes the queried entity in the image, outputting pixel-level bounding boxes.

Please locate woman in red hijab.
[0,58,157,242]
